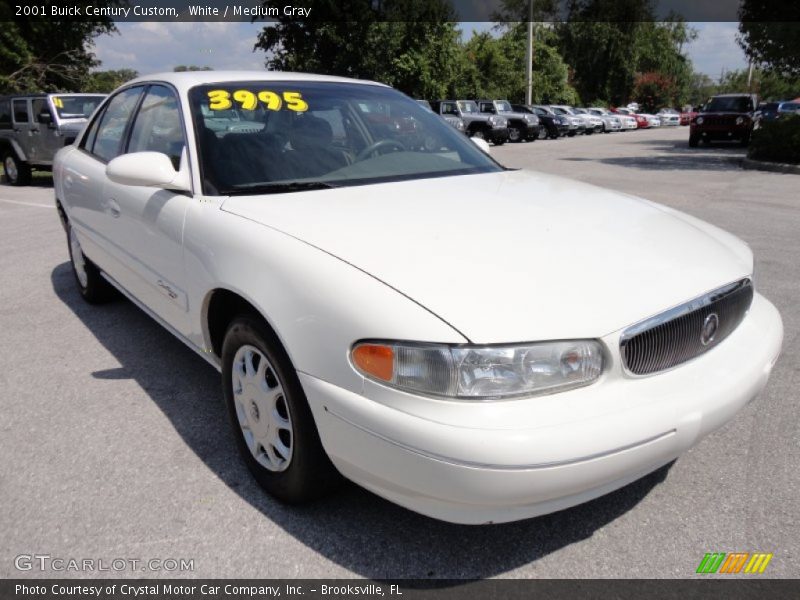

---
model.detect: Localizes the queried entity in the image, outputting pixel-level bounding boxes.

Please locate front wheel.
[3,152,31,186]
[508,126,522,143]
[221,316,340,503]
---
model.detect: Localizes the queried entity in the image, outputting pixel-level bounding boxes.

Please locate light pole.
[525,0,534,105]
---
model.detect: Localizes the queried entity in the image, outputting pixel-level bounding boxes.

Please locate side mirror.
[106,151,191,192]
[471,137,491,154]
[37,111,53,125]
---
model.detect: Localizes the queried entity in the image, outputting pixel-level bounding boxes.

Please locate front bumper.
[486,127,509,144]
[302,293,782,524]
[692,125,751,141]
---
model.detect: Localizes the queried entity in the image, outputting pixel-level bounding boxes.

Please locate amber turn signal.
[352,344,395,382]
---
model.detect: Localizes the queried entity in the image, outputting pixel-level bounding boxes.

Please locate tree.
[254,1,462,99]
[86,69,139,93]
[463,24,579,103]
[554,1,696,106]
[738,1,800,77]
[0,4,115,93]
[717,68,800,101]
[632,72,676,113]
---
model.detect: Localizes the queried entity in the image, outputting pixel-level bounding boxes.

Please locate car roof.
[125,70,388,94]
[713,93,756,98]
[0,92,106,101]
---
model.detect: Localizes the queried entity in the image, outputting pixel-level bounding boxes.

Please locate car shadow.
[51,261,674,579]
[562,136,747,172]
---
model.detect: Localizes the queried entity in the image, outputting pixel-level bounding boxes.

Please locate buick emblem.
[701,313,719,346]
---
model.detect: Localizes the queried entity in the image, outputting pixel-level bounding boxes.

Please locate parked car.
[612,107,650,129]
[54,71,782,525]
[679,107,697,126]
[586,108,622,132]
[690,93,758,147]
[0,92,106,185]
[657,108,681,126]
[512,104,569,139]
[430,100,509,145]
[549,106,586,136]
[571,107,605,133]
[476,99,540,142]
[417,99,466,133]
[756,101,800,123]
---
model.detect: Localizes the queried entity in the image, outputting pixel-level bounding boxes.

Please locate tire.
[508,126,522,143]
[221,315,340,504]
[567,131,576,137]
[67,222,116,304]
[740,134,751,147]
[689,134,699,148]
[471,128,486,141]
[3,152,32,186]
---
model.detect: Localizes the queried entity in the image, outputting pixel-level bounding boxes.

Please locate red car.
[680,109,697,126]
[612,107,649,128]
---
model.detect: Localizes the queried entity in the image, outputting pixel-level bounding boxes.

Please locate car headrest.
[288,115,333,152]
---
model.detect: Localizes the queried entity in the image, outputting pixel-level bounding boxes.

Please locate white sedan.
[54,72,783,524]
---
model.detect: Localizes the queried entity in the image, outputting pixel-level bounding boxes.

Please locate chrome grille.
[620,279,753,375]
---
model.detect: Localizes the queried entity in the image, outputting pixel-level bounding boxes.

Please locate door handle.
[106,199,121,218]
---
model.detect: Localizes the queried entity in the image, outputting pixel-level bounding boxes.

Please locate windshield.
[704,96,753,113]
[416,99,432,111]
[52,95,105,119]
[190,82,501,195]
[496,101,513,112]
[458,101,479,113]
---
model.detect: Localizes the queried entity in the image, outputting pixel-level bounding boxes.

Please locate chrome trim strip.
[620,279,750,341]
[620,278,752,376]
[100,271,221,372]
[327,408,676,471]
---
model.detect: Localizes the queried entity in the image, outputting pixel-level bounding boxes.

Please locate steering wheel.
[355,138,406,162]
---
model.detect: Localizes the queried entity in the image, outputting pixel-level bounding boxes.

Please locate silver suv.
[1,93,106,185]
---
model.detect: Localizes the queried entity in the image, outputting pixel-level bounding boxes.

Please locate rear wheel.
[221,316,340,503]
[3,152,31,186]
[67,222,115,303]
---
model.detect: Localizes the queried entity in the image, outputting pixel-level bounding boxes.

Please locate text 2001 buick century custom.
[54,72,783,524]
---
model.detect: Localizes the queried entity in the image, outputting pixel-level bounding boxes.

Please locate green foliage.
[633,72,676,113]
[86,69,138,93]
[254,1,461,99]
[749,115,800,164]
[554,1,696,107]
[738,2,800,77]
[716,68,800,102]
[0,3,115,93]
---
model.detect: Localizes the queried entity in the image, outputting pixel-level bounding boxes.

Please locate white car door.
[61,86,145,273]
[101,84,193,334]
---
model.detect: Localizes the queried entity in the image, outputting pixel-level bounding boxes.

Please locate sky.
[92,21,748,80]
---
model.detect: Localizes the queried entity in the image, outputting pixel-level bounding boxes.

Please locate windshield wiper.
[224,181,341,195]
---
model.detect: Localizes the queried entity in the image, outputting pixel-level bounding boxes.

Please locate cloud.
[92,22,265,74]
[685,22,748,79]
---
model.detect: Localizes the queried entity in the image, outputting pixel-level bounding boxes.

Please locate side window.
[127,85,185,169]
[13,99,29,123]
[80,106,105,153]
[0,100,11,129]
[31,99,50,124]
[441,103,456,116]
[92,87,144,162]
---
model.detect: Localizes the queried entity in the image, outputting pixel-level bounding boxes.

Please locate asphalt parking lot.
[0,126,797,579]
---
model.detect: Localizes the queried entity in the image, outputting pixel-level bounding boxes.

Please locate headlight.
[736,116,745,125]
[456,119,465,131]
[487,115,506,127]
[524,114,538,124]
[696,116,704,125]
[351,340,604,400]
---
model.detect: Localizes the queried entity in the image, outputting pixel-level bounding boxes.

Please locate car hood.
[221,170,752,343]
